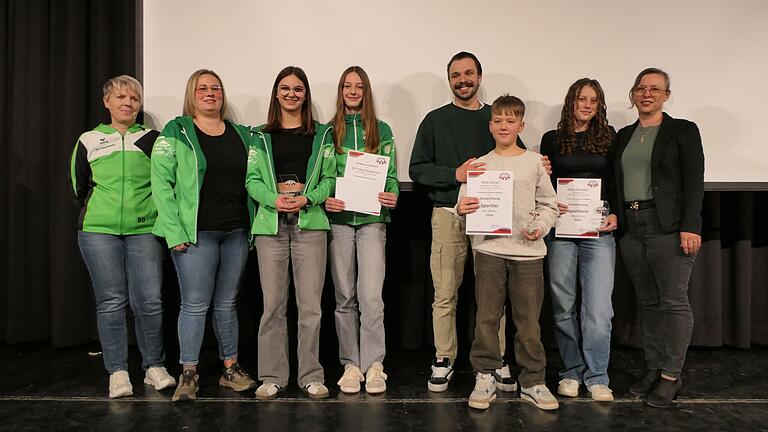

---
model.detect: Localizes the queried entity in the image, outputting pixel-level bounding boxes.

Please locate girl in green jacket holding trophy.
[246,66,336,400]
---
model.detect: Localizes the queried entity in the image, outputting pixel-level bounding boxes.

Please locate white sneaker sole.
[496,382,517,392]
[339,383,362,394]
[365,383,386,394]
[427,380,449,392]
[468,393,496,410]
[109,387,133,399]
[521,393,559,411]
[144,377,175,391]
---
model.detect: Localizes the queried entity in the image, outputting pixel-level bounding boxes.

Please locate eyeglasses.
[278,85,305,95]
[633,86,668,96]
[196,85,223,93]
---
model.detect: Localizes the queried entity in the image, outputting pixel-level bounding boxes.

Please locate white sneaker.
[588,384,614,401]
[144,366,176,391]
[109,370,133,399]
[468,372,497,410]
[365,362,388,394]
[337,364,365,394]
[303,382,329,399]
[557,378,580,397]
[428,357,454,392]
[255,382,280,400]
[520,384,559,410]
[493,362,518,392]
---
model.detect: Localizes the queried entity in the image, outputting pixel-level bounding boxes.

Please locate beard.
[452,81,479,101]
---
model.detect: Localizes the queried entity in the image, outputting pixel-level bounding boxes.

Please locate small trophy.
[277,174,302,225]
[526,210,540,236]
[594,200,610,231]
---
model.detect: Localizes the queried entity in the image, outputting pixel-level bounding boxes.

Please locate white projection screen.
[142,0,768,187]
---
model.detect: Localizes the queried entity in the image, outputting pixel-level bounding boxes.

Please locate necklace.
[638,125,657,143]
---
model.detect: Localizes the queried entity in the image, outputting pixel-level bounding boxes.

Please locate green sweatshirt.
[151,116,256,248]
[328,114,399,226]
[246,122,336,235]
[409,103,494,207]
[70,123,159,234]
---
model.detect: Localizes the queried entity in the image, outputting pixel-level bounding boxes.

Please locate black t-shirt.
[271,128,314,184]
[539,128,616,199]
[195,123,249,230]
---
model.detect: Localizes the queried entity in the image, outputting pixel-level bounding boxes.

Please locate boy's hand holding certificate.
[555,178,603,238]
[465,170,514,235]
[335,150,390,216]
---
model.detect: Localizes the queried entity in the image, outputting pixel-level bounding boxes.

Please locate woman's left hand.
[378,192,398,209]
[680,231,702,255]
[598,214,618,232]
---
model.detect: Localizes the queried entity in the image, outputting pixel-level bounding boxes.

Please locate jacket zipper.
[258,132,279,234]
[352,116,359,226]
[300,127,330,229]
[119,132,126,234]
[180,127,199,245]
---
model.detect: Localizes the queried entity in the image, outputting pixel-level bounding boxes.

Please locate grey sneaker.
[219,363,257,392]
[365,362,388,394]
[337,364,365,394]
[521,384,559,410]
[172,370,199,402]
[109,370,133,399]
[492,362,518,392]
[468,372,497,410]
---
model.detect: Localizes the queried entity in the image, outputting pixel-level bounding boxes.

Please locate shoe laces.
[341,365,364,382]
[431,358,452,376]
[225,363,248,379]
[367,363,387,381]
[475,373,495,390]
[181,370,197,386]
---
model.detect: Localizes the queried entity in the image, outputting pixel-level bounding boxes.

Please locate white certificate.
[555,178,602,238]
[466,170,514,236]
[335,150,390,216]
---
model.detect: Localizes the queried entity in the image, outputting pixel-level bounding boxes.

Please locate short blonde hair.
[183,69,229,119]
[102,75,143,103]
[491,94,525,119]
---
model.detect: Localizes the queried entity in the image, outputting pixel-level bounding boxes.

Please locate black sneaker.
[492,362,518,392]
[646,377,682,408]
[428,357,454,392]
[629,369,660,396]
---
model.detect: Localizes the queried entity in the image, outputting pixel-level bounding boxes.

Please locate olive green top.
[621,124,660,201]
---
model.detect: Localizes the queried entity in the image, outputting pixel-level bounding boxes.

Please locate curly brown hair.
[555,78,612,156]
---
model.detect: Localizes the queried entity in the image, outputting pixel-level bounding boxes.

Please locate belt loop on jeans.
[624,199,654,210]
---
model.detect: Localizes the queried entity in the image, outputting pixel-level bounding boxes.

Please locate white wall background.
[143,0,768,183]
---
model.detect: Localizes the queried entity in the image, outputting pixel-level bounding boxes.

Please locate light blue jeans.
[77,231,165,373]
[548,233,615,386]
[171,229,248,365]
[329,223,387,372]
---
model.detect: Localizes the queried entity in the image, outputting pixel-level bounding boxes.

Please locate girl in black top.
[540,78,617,402]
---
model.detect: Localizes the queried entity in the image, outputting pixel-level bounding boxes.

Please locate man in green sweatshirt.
[410,51,532,393]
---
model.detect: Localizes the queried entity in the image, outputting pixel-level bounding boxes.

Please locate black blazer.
[611,112,704,236]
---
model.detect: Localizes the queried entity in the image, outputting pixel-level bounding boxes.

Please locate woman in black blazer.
[612,68,704,408]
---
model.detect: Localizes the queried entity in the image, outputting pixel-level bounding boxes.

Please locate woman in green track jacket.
[71,75,176,398]
[151,69,256,402]
[246,66,335,401]
[324,66,398,396]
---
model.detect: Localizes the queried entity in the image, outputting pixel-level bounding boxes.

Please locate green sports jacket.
[246,122,336,235]
[70,123,159,234]
[327,114,399,226]
[151,116,256,248]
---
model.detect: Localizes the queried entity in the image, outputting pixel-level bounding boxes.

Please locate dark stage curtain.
[1,0,138,346]
[1,1,765,352]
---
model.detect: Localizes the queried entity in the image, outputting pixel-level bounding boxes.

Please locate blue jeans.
[77,231,165,373]
[548,233,615,386]
[171,229,248,365]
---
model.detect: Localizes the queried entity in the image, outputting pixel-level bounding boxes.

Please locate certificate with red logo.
[466,170,514,236]
[555,178,602,238]
[335,150,390,216]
